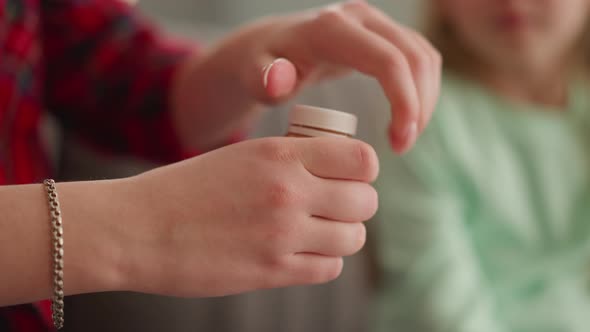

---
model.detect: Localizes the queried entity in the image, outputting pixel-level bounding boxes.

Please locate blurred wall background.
[61,1,422,331]
[138,0,421,27]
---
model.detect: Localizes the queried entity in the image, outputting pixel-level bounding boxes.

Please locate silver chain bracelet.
[43,179,64,330]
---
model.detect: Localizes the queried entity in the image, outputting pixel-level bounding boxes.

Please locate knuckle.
[266,179,302,209]
[367,186,379,218]
[264,216,299,251]
[406,50,429,74]
[304,258,344,284]
[360,185,379,220]
[433,48,443,65]
[342,0,370,11]
[257,139,296,164]
[380,50,407,72]
[353,224,367,253]
[305,10,344,48]
[315,7,349,27]
[382,55,416,84]
[415,34,442,66]
[423,44,443,68]
[263,253,291,274]
[352,141,379,182]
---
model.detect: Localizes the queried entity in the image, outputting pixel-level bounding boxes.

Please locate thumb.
[261,58,298,102]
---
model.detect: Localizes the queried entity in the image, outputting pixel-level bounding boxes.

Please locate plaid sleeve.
[0,303,52,332]
[41,0,196,163]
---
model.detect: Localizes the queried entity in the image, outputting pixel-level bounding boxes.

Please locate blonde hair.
[423,2,590,76]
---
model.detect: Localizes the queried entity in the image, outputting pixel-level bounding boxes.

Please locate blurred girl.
[374,0,590,331]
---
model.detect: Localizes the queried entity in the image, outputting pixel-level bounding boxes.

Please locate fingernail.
[404,122,418,150]
[262,58,287,89]
[389,121,418,154]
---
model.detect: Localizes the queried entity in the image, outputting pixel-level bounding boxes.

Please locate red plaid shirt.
[1,0,195,330]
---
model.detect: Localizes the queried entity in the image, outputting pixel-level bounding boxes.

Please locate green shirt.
[373,73,590,332]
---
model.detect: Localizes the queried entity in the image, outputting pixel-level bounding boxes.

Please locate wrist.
[57,179,136,295]
[103,173,177,295]
[171,42,264,150]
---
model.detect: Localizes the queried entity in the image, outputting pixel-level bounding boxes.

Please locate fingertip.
[263,58,298,99]
[388,122,417,154]
[388,129,405,154]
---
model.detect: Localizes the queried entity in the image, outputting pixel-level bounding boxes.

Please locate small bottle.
[286,105,358,138]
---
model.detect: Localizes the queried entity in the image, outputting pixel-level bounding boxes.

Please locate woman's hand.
[173,1,441,153]
[121,137,378,297]
[0,137,377,305]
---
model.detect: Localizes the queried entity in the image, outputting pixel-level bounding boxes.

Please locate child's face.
[438,0,590,71]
